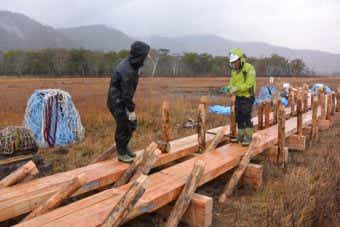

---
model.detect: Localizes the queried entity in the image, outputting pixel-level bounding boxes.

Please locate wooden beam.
[204,126,228,153]
[197,104,206,153]
[16,110,319,227]
[90,145,116,164]
[157,193,213,227]
[160,101,171,153]
[22,174,87,222]
[218,135,262,203]
[130,148,161,183]
[240,163,263,191]
[114,143,158,187]
[230,96,237,140]
[0,154,34,166]
[165,160,206,227]
[258,102,264,130]
[0,161,38,188]
[101,175,149,227]
[264,100,270,129]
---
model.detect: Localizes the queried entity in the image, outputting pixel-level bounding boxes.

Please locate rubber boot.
[126,147,136,157]
[242,128,253,146]
[117,154,134,163]
[230,129,244,143]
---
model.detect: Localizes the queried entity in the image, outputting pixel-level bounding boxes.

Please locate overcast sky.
[1,0,340,53]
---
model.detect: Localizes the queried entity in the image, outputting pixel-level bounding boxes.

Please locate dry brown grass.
[0,76,339,226]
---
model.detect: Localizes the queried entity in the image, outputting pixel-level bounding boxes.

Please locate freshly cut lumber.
[258,102,264,130]
[114,143,158,187]
[101,175,149,227]
[165,160,206,227]
[218,135,262,203]
[22,174,87,222]
[157,193,213,227]
[265,101,270,128]
[129,148,161,182]
[90,145,116,164]
[0,154,34,166]
[16,109,318,227]
[0,105,301,222]
[204,127,227,153]
[197,104,206,153]
[230,96,237,140]
[240,164,263,190]
[0,161,38,188]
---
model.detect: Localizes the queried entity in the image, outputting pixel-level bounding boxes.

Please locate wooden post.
[158,101,171,153]
[303,89,309,112]
[199,96,208,107]
[240,164,263,191]
[101,175,149,227]
[114,142,158,188]
[326,94,332,121]
[297,94,303,136]
[319,89,326,120]
[273,98,280,125]
[0,161,39,188]
[218,135,262,203]
[258,102,263,130]
[277,104,287,168]
[311,95,319,142]
[264,100,270,128]
[230,96,237,140]
[336,88,340,112]
[22,174,87,222]
[204,126,227,153]
[318,91,331,130]
[331,92,336,115]
[197,103,206,153]
[130,148,161,182]
[90,145,116,164]
[289,90,295,117]
[157,193,213,227]
[286,93,306,151]
[165,160,206,227]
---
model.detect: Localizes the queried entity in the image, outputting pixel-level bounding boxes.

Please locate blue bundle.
[310,83,332,94]
[24,89,85,148]
[208,105,232,116]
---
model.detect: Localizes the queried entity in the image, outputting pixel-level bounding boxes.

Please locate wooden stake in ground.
[204,126,227,153]
[197,103,206,153]
[273,98,280,125]
[22,174,87,222]
[312,95,319,142]
[331,92,336,115]
[303,88,309,113]
[114,143,158,187]
[297,94,303,136]
[165,160,206,227]
[0,161,39,188]
[230,96,237,140]
[90,145,116,164]
[218,134,262,203]
[277,104,286,168]
[258,102,264,130]
[158,101,171,153]
[289,90,295,117]
[319,89,326,120]
[101,175,149,227]
[129,148,161,182]
[326,94,332,120]
[264,100,270,128]
[336,88,340,112]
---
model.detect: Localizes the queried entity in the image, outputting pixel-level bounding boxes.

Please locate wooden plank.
[240,164,263,190]
[0,161,38,188]
[0,154,34,166]
[157,193,213,227]
[165,160,205,227]
[16,110,318,227]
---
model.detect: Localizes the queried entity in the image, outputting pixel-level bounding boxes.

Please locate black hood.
[128,41,150,70]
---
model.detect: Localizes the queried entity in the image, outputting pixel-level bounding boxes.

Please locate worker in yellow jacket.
[226,48,256,146]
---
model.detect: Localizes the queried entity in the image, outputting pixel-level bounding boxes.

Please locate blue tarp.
[208,105,232,116]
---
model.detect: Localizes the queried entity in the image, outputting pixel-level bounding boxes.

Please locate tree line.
[0,48,313,77]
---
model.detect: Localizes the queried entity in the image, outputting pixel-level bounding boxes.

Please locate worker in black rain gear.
[107,41,150,163]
